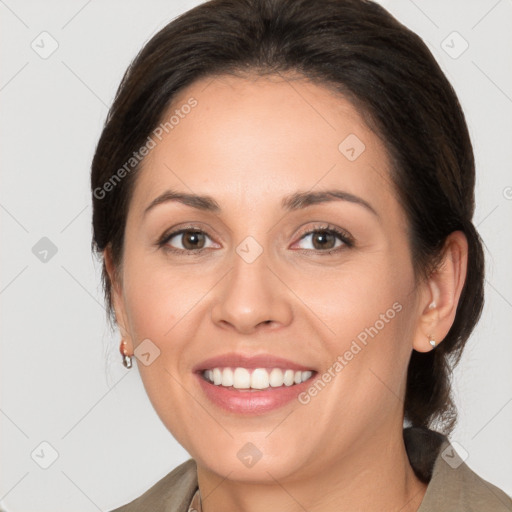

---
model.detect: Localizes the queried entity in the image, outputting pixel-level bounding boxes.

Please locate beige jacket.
[110,427,512,511]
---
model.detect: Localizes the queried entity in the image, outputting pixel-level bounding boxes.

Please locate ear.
[104,246,134,354]
[412,231,468,353]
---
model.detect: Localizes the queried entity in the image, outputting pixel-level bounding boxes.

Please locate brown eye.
[310,230,337,250]
[181,230,206,250]
[163,229,213,252]
[293,225,354,254]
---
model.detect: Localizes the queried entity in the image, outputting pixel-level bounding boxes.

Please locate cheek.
[313,254,415,394]
[122,251,193,340]
[301,257,408,342]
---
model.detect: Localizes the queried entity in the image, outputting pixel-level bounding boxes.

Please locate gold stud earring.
[120,339,132,369]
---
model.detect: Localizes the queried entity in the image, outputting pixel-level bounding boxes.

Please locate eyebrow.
[143,188,378,217]
[282,189,378,217]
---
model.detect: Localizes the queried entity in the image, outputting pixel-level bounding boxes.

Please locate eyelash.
[156,223,355,256]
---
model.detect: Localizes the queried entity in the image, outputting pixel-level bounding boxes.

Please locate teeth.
[284,369,295,386]
[251,368,269,389]
[221,367,234,387]
[212,368,222,385]
[233,368,251,389]
[269,368,283,387]
[202,367,314,389]
[301,370,312,382]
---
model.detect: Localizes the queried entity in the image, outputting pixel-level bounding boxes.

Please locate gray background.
[1,0,511,510]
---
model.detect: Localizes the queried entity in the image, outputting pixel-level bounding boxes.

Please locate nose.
[210,248,293,334]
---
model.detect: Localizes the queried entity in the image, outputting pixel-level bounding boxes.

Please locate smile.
[202,367,315,390]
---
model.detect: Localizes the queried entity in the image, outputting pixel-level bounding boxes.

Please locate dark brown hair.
[91,0,485,435]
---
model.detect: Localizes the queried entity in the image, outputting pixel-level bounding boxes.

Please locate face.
[110,73,425,483]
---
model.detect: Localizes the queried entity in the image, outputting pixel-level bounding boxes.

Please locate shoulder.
[108,458,198,512]
[414,431,512,512]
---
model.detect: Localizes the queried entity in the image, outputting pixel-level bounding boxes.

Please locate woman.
[91,0,512,510]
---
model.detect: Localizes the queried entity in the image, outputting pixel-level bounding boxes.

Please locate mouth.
[199,366,316,390]
[192,353,319,414]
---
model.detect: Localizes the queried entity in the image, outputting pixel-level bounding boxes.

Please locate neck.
[196,426,428,512]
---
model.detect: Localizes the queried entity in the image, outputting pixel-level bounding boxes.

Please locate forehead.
[130,73,397,218]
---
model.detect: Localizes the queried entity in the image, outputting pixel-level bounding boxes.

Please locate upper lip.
[193,353,317,373]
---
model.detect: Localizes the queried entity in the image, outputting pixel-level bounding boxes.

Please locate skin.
[105,73,468,512]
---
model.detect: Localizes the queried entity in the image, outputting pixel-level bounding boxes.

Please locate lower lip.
[195,372,317,415]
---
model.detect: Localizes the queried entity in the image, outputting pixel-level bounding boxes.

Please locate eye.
[293,224,354,254]
[157,223,354,256]
[158,227,217,253]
